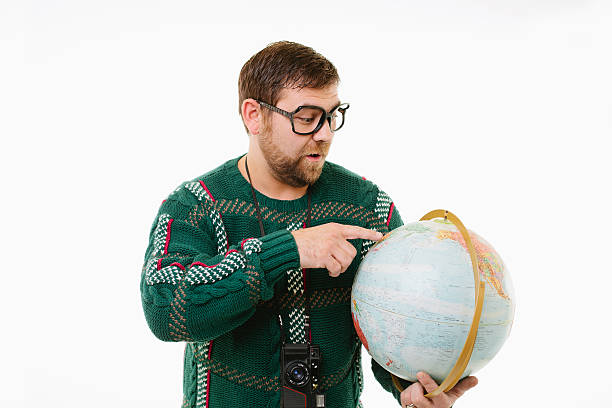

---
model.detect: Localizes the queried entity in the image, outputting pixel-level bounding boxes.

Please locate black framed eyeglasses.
[257,100,350,135]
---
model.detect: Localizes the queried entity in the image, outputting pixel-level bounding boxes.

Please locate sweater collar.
[225,154,325,213]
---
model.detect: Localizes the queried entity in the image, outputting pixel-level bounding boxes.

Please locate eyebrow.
[299,101,342,111]
[330,100,342,110]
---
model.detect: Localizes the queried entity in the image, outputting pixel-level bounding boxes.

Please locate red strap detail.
[198,179,228,250]
[190,250,238,269]
[386,203,395,227]
[157,218,175,270]
[191,261,216,268]
[199,180,215,202]
[282,386,307,407]
[205,340,213,408]
[191,262,211,268]
[163,219,174,255]
[189,249,238,268]
[205,370,211,408]
[240,238,255,250]
[169,262,186,271]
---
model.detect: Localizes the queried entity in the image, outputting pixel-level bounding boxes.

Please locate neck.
[238,152,308,201]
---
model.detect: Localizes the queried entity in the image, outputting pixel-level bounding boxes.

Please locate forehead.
[277,85,340,110]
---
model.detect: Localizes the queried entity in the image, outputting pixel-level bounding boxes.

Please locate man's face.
[258,84,340,187]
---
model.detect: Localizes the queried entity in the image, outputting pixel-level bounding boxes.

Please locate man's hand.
[291,223,382,277]
[400,372,478,408]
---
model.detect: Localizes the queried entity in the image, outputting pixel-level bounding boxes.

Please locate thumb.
[447,376,478,400]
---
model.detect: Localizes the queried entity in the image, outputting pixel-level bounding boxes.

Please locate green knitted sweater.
[140,155,410,408]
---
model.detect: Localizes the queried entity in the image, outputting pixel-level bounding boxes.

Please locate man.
[140,41,477,408]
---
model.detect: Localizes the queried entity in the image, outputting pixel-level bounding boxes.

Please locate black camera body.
[281,343,325,408]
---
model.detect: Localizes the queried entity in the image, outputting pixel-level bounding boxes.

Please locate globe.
[351,210,515,395]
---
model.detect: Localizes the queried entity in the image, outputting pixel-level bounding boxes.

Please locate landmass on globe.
[351,218,515,384]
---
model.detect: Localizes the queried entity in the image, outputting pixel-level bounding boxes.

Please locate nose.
[312,118,334,142]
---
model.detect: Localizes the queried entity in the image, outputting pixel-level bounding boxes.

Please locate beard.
[258,125,330,188]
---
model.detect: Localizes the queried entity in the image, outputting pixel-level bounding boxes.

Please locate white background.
[2,1,611,407]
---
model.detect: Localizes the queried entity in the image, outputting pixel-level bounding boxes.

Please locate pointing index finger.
[341,225,383,241]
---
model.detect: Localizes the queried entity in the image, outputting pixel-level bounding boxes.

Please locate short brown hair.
[238,41,339,129]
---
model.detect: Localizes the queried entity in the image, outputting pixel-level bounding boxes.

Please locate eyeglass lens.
[293,107,345,134]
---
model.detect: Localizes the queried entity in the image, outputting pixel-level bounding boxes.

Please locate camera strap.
[245,156,313,344]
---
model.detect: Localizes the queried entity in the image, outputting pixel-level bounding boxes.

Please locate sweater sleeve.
[366,189,415,405]
[371,358,413,405]
[140,187,300,342]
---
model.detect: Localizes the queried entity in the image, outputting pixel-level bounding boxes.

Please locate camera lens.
[285,362,309,386]
[293,367,304,381]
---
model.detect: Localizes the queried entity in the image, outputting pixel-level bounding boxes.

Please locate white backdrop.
[2,1,611,407]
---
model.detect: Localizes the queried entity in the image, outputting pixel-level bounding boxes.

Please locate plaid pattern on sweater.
[141,156,407,407]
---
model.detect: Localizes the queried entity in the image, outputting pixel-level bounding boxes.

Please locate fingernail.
[417,372,425,380]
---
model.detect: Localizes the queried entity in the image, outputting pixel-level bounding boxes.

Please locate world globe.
[351,210,515,396]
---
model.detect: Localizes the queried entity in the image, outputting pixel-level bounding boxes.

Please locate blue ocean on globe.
[351,219,515,384]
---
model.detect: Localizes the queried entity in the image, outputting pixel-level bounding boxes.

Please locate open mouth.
[305,154,322,161]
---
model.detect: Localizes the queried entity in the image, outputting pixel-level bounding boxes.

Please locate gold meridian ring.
[390,209,486,398]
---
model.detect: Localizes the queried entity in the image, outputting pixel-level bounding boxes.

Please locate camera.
[281,343,325,408]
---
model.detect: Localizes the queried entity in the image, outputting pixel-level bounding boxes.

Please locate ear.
[241,98,263,135]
